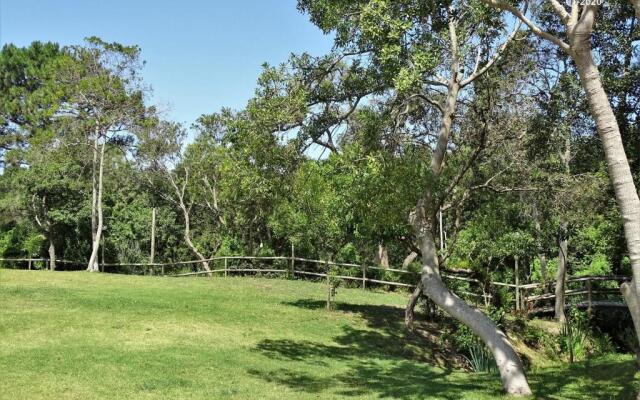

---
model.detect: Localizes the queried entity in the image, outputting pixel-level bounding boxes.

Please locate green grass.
[0,269,637,399]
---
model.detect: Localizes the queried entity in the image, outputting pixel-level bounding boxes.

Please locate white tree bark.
[417,225,531,395]
[168,171,212,275]
[87,141,105,272]
[402,251,419,269]
[374,242,390,269]
[621,281,640,366]
[89,130,100,272]
[569,7,640,364]
[48,238,56,271]
[179,202,211,275]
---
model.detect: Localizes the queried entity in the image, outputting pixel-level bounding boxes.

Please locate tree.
[139,120,227,274]
[60,37,147,272]
[480,0,640,367]
[298,0,533,393]
[0,42,63,168]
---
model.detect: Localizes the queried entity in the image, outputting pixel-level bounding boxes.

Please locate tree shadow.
[528,358,638,400]
[281,299,461,365]
[249,299,638,399]
[248,360,500,399]
[248,299,501,399]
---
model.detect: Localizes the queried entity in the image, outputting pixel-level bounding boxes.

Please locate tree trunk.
[622,282,640,367]
[406,15,530,393]
[418,229,531,395]
[374,242,389,269]
[90,133,99,270]
[405,281,423,331]
[571,22,640,361]
[402,251,418,269]
[180,204,212,275]
[87,141,105,272]
[555,222,569,323]
[150,207,156,265]
[409,75,530,394]
[48,237,56,271]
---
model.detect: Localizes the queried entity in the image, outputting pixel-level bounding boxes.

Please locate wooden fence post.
[362,263,366,290]
[28,259,32,270]
[587,279,592,316]
[224,257,228,277]
[290,244,295,279]
[515,256,520,312]
[150,207,156,268]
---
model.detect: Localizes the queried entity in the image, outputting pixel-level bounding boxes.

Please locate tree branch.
[460,17,523,87]
[480,0,572,53]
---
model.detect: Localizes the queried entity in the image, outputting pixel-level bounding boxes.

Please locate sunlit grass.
[0,269,637,399]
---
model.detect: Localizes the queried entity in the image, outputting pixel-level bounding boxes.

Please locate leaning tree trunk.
[571,25,640,366]
[405,72,531,394]
[417,226,531,395]
[400,12,531,392]
[403,251,419,269]
[48,238,56,271]
[555,221,569,323]
[621,283,640,368]
[180,205,212,276]
[87,141,105,272]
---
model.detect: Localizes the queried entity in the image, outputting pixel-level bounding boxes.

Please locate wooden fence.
[0,256,630,313]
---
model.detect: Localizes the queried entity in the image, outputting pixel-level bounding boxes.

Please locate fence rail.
[0,256,630,313]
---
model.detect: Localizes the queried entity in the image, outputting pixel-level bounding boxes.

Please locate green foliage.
[463,343,496,373]
[445,306,506,372]
[558,310,616,363]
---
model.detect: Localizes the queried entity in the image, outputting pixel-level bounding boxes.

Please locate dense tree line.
[0,0,638,395]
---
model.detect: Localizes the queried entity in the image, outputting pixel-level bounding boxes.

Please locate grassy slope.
[0,269,637,400]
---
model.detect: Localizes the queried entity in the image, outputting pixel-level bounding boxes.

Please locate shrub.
[463,342,496,373]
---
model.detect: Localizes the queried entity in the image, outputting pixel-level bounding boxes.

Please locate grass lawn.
[0,269,637,399]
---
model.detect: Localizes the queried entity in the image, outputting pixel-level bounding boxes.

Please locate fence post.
[290,244,295,279]
[515,256,520,312]
[224,257,228,277]
[325,260,330,289]
[150,208,156,266]
[161,264,165,276]
[587,279,592,316]
[362,263,366,290]
[28,259,32,270]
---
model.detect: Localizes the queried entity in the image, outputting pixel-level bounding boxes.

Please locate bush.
[557,309,616,362]
[463,343,496,373]
[445,306,508,372]
[522,325,549,349]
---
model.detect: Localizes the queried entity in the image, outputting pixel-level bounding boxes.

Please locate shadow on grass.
[249,299,638,399]
[248,360,499,399]
[249,299,498,399]
[280,299,460,364]
[529,358,638,400]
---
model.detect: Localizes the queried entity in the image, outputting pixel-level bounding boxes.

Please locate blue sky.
[0,0,334,126]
